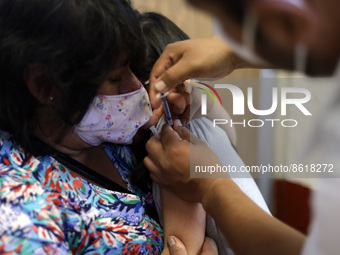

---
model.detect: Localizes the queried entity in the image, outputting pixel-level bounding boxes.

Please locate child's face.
[97,54,141,97]
[71,52,152,147]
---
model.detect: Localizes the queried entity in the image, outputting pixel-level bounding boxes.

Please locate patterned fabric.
[0,130,163,254]
[74,85,152,146]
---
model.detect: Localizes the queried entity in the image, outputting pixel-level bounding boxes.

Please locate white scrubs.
[211,13,340,254]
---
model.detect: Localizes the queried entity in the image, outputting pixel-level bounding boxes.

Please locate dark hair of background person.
[0,0,145,155]
[130,12,191,190]
[132,12,190,82]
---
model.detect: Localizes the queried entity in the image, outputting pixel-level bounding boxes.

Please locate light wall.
[131,0,213,39]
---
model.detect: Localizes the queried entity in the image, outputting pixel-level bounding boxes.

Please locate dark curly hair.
[0,0,145,154]
[130,12,190,190]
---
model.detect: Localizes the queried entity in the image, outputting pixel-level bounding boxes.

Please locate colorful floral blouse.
[0,130,163,254]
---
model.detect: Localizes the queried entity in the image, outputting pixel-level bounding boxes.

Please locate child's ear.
[24,63,56,104]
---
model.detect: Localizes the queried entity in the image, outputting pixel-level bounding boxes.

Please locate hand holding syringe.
[149,92,174,139]
[158,92,174,127]
[145,79,173,138]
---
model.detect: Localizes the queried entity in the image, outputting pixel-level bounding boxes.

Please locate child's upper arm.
[160,187,206,255]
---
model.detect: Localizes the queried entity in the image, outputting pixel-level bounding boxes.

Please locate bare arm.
[161,187,206,255]
[149,37,265,109]
[202,179,305,255]
[145,123,305,255]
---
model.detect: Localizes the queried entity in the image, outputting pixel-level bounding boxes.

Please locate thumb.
[201,237,218,255]
[167,236,188,255]
[154,60,193,94]
[149,47,194,107]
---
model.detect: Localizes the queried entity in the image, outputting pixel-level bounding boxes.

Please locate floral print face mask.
[74,84,152,146]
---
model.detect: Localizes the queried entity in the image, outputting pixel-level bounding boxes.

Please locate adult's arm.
[144,123,305,255]
[148,37,256,109]
[202,178,305,255]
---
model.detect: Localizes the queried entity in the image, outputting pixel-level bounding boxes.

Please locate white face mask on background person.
[74,84,152,146]
[212,14,269,66]
[212,6,309,74]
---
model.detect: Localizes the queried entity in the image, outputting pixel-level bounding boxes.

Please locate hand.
[167,236,218,255]
[145,79,220,129]
[144,83,191,128]
[144,120,223,203]
[149,37,236,110]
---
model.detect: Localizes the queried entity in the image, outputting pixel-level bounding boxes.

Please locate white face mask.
[213,13,311,74]
[212,14,268,66]
[74,84,152,146]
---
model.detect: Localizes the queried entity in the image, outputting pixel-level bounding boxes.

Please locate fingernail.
[155,80,167,92]
[174,119,183,127]
[168,237,176,248]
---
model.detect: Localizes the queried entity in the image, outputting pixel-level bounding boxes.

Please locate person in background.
[135,11,270,255]
[145,0,340,254]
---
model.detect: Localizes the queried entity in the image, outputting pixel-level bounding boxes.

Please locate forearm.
[202,179,305,255]
[161,187,206,255]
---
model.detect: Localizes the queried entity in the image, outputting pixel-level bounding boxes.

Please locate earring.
[49,96,54,101]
